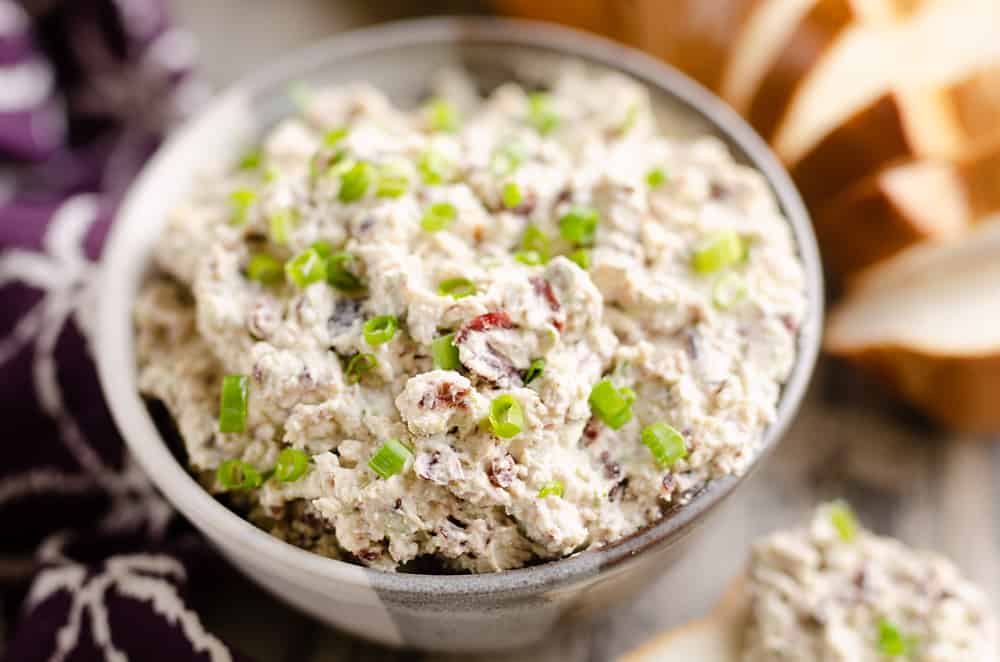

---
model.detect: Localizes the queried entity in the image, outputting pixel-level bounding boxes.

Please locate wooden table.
[171,2,1000,659]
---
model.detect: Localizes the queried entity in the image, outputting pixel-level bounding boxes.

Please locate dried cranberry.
[454,311,514,344]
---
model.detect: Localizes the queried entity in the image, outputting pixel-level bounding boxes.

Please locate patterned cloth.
[0,1,247,659]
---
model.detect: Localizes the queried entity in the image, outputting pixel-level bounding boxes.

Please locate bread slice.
[815,109,1000,276]
[826,220,1000,433]
[771,0,1000,166]
[619,577,748,662]
[790,64,1000,209]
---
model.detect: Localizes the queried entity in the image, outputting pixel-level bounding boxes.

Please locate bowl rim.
[95,15,823,597]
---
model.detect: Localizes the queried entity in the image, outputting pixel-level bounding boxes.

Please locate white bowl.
[95,17,822,653]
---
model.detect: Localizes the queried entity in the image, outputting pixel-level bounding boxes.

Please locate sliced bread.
[826,220,1000,433]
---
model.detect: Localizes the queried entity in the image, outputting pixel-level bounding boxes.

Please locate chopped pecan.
[488,454,517,488]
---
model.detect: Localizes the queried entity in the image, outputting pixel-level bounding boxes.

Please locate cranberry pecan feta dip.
[135,65,806,572]
[744,503,998,661]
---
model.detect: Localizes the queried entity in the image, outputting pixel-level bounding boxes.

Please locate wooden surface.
[172,2,1000,660]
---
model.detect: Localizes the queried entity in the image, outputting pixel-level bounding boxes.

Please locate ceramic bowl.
[95,16,822,653]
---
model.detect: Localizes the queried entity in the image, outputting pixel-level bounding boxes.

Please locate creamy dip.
[744,503,998,661]
[135,65,806,572]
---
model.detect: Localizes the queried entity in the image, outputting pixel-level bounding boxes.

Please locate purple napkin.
[0,2,248,659]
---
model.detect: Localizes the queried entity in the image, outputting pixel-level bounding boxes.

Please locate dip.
[744,503,998,661]
[135,65,806,572]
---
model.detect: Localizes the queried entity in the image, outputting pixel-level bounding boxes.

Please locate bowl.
[95,16,823,653]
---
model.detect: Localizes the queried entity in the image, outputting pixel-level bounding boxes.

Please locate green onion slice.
[438,277,476,299]
[692,230,746,274]
[878,619,916,657]
[432,333,460,370]
[523,359,545,385]
[588,379,634,430]
[310,240,333,258]
[368,439,412,479]
[421,202,457,232]
[376,162,410,198]
[285,246,327,288]
[521,224,550,262]
[363,315,399,346]
[491,142,526,176]
[527,92,559,134]
[322,127,348,148]
[219,375,249,433]
[829,500,858,543]
[338,161,375,203]
[424,98,461,132]
[559,206,599,246]
[641,422,688,468]
[217,459,262,490]
[488,395,524,438]
[418,149,453,185]
[502,182,523,209]
[229,189,256,226]
[537,480,564,498]
[515,250,543,266]
[618,103,639,134]
[246,253,284,285]
[326,251,364,292]
[646,167,667,189]
[568,248,591,270]
[238,148,262,171]
[269,208,297,245]
[345,353,378,384]
[274,448,310,483]
[713,272,747,309]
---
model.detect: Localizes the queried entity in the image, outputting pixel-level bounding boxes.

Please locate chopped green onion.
[588,379,634,430]
[218,375,249,433]
[491,142,526,176]
[713,273,747,309]
[285,247,327,288]
[692,230,746,274]
[619,103,639,134]
[438,277,476,299]
[421,202,457,232]
[326,251,364,292]
[568,248,591,270]
[523,359,545,385]
[345,353,378,384]
[363,315,399,346]
[515,250,543,266]
[310,240,333,258]
[217,459,262,490]
[521,224,551,262]
[288,80,313,110]
[268,208,296,245]
[238,147,262,171]
[527,92,560,134]
[537,480,564,498]
[641,422,688,468]
[338,161,375,203]
[559,206,599,246]
[229,189,256,226]
[274,448,310,483]
[646,167,667,189]
[432,333,460,370]
[502,182,523,209]
[418,149,453,185]
[368,439,412,479]
[376,162,410,198]
[322,127,348,148]
[878,619,916,657]
[246,253,284,285]
[829,500,858,543]
[424,97,461,132]
[488,395,524,438]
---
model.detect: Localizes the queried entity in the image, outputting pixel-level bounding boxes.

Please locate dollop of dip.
[744,503,998,661]
[135,64,806,572]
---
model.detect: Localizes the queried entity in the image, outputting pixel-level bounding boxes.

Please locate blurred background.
[2,1,998,660]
